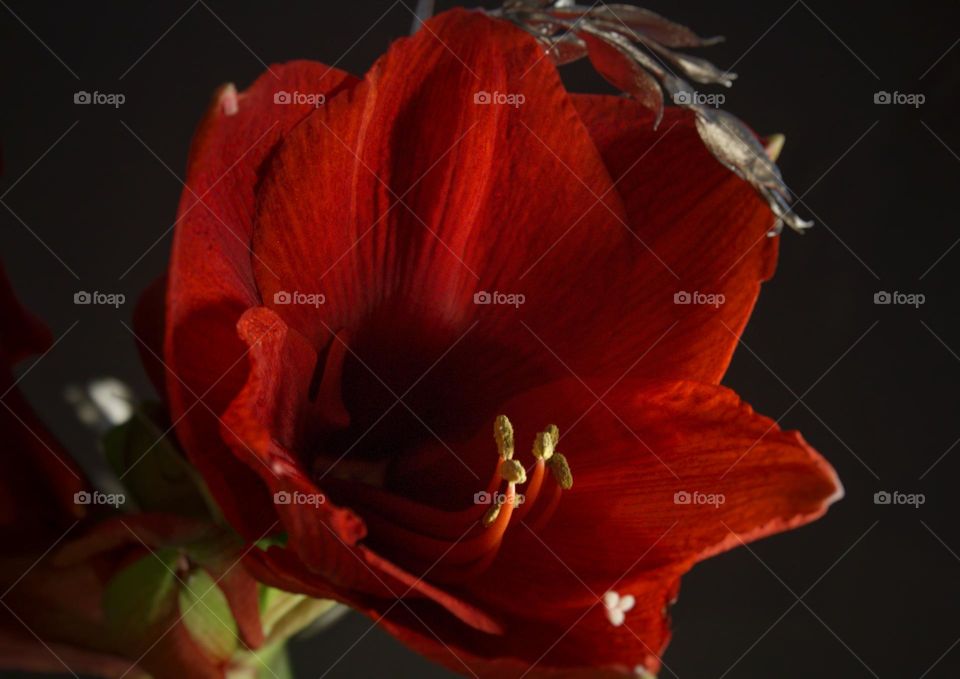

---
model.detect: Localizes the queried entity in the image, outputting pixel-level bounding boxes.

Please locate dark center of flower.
[300,310,545,510]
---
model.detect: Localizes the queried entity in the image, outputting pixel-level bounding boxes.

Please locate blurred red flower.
[0,263,263,679]
[154,9,841,677]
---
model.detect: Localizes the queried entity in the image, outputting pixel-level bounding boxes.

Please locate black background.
[2,1,958,677]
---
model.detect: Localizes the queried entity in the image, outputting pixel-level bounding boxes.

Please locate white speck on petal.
[603,591,619,609]
[220,83,239,116]
[603,590,633,627]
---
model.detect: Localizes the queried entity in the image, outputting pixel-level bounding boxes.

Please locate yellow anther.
[494,414,514,460]
[548,453,573,490]
[499,459,527,484]
[532,430,555,461]
[482,501,502,527]
[545,424,559,447]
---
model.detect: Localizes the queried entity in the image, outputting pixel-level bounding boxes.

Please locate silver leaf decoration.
[580,26,665,125]
[490,0,811,235]
[536,31,589,65]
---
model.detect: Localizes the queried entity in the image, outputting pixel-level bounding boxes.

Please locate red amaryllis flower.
[0,263,263,678]
[0,264,85,542]
[157,8,841,676]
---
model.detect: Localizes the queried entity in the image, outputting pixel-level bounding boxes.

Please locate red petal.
[247,9,778,456]
[164,62,358,538]
[219,305,368,587]
[0,262,87,535]
[249,9,630,391]
[244,545,340,601]
[132,273,168,400]
[200,558,264,650]
[221,306,502,634]
[374,589,673,679]
[569,95,779,384]
[365,378,840,675]
[481,378,839,583]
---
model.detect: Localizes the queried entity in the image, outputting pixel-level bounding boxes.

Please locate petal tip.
[824,466,846,508]
[764,133,786,162]
[218,83,239,116]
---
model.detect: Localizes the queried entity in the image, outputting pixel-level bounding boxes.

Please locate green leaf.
[103,548,181,642]
[183,528,245,568]
[178,568,238,662]
[265,646,293,679]
[102,403,220,519]
[255,533,289,552]
[227,642,293,679]
[258,586,344,649]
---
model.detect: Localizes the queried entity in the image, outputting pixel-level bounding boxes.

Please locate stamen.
[482,496,502,527]
[490,422,571,531]
[532,430,555,461]
[494,414,514,459]
[342,413,573,582]
[512,457,545,522]
[526,476,562,532]
[480,488,523,529]
[546,424,559,447]
[410,415,574,580]
[548,453,573,490]
[499,458,527,484]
